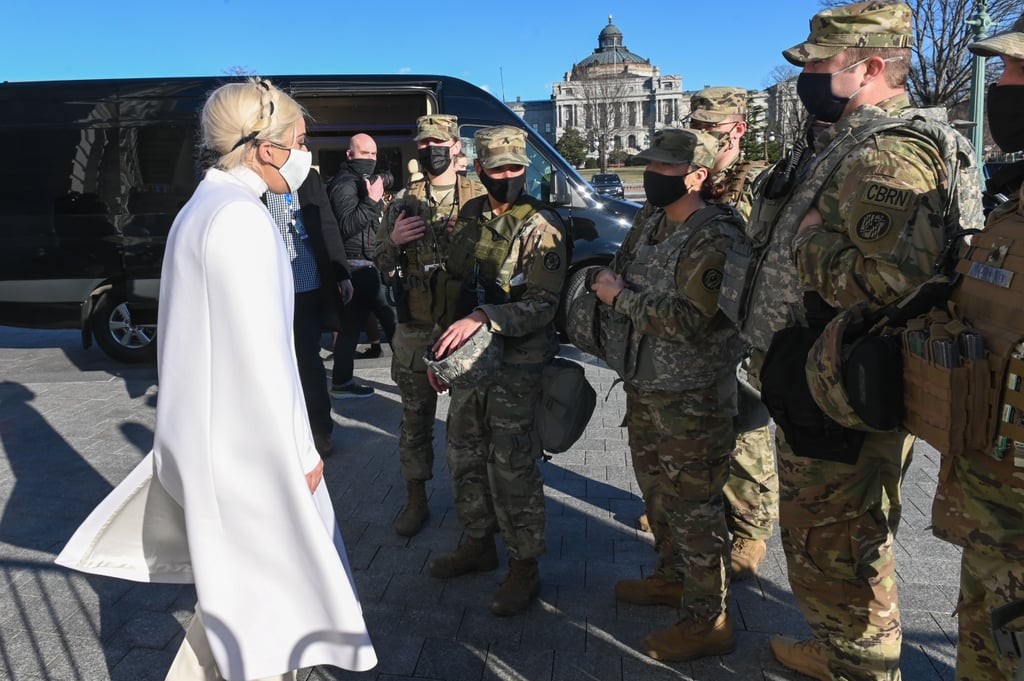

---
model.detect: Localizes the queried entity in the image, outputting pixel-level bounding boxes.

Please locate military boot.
[428,535,498,579]
[614,576,685,606]
[393,481,430,537]
[730,537,767,581]
[769,636,830,681]
[645,612,735,662]
[490,558,541,616]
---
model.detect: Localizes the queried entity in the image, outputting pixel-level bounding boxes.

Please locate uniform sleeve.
[793,134,946,309]
[373,188,406,272]
[478,209,567,337]
[613,225,734,342]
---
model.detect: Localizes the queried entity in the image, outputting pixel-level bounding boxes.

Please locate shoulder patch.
[701,267,723,292]
[543,251,562,272]
[863,182,912,210]
[855,211,892,241]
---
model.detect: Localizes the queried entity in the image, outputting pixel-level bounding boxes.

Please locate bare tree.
[572,70,641,173]
[763,65,808,157]
[223,65,258,77]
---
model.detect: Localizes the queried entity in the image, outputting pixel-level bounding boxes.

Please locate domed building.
[552,17,688,165]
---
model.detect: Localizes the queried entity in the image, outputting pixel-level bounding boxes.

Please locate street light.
[764,131,776,161]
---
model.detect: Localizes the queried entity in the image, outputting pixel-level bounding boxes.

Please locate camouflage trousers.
[723,425,778,541]
[445,365,546,560]
[625,389,734,622]
[954,547,1024,681]
[778,429,914,681]
[391,322,439,482]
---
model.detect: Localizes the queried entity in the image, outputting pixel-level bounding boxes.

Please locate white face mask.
[270,147,312,193]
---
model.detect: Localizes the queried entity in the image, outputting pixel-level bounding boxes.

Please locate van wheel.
[556,268,591,338]
[91,291,157,363]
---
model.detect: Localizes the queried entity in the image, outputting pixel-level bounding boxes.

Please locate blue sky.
[2,1,826,101]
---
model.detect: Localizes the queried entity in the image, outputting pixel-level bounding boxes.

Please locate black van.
[0,74,638,362]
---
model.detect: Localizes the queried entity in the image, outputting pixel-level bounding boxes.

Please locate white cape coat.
[56,167,377,680]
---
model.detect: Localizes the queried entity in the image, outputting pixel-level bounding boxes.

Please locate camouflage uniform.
[691,86,778,548]
[438,126,567,561]
[930,21,1024,681]
[374,115,484,486]
[733,3,982,679]
[605,130,746,625]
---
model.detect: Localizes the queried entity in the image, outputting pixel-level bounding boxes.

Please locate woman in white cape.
[56,79,377,681]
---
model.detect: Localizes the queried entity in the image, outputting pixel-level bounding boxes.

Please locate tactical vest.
[606,204,745,392]
[720,105,982,353]
[399,175,483,324]
[431,195,558,329]
[711,158,763,220]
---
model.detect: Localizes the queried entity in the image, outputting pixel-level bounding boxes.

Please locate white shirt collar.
[206,165,268,198]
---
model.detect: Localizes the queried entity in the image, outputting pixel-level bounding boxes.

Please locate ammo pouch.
[760,324,866,465]
[536,358,597,454]
[719,239,755,326]
[599,305,634,379]
[429,267,477,329]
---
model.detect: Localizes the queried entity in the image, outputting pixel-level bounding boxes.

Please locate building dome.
[574,16,650,73]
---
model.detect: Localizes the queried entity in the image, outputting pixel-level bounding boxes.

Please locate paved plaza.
[0,325,962,680]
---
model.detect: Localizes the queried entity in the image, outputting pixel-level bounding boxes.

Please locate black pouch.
[842,335,904,431]
[760,325,866,465]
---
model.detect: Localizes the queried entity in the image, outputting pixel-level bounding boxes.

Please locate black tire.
[91,291,157,363]
[556,267,592,339]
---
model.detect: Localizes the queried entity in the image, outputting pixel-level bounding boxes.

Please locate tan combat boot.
[490,558,540,616]
[394,481,430,537]
[428,535,499,579]
[730,537,767,581]
[614,576,685,607]
[645,612,736,662]
[769,636,830,681]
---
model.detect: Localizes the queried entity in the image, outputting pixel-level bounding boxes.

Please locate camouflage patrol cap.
[475,125,530,168]
[635,129,717,168]
[969,14,1024,60]
[690,87,748,123]
[783,1,914,66]
[415,114,459,141]
[423,325,503,388]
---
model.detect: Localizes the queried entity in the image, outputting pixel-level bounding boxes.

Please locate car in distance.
[589,173,625,199]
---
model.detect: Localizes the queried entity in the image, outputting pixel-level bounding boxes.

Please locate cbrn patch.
[855,211,892,242]
[543,251,562,272]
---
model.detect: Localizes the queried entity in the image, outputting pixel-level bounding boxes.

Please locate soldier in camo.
[374,114,485,537]
[932,16,1024,681]
[424,125,567,617]
[690,86,778,581]
[724,2,984,679]
[592,129,747,662]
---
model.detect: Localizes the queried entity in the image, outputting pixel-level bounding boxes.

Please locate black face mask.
[796,72,850,123]
[417,145,452,176]
[348,158,376,177]
[988,84,1024,153]
[479,170,526,204]
[643,170,689,208]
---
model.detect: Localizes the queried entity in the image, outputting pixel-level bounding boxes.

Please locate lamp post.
[967,0,992,181]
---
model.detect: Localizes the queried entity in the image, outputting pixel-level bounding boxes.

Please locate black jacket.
[295,169,350,330]
[326,162,384,262]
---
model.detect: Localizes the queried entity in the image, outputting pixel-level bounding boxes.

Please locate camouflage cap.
[635,129,717,168]
[783,1,914,67]
[969,14,1024,60]
[415,114,459,142]
[475,125,530,168]
[690,87,748,123]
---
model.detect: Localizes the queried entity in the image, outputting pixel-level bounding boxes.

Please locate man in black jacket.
[267,168,352,457]
[326,133,397,398]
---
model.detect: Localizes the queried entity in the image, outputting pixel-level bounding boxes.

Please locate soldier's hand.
[593,267,617,286]
[426,367,448,394]
[392,211,427,245]
[366,176,385,202]
[592,273,626,307]
[432,310,487,361]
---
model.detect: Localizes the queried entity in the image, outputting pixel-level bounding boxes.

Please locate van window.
[460,126,554,204]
